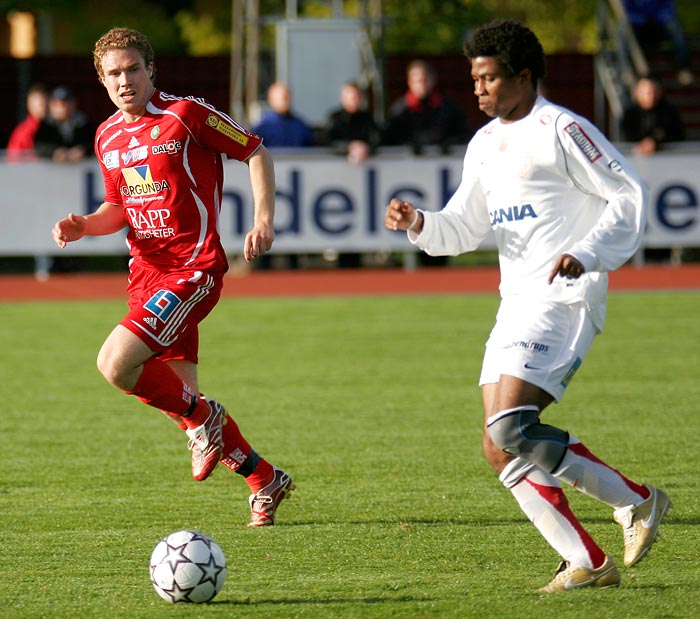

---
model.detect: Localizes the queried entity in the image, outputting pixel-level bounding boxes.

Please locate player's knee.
[486,405,536,453]
[96,349,119,386]
[482,430,510,471]
[96,346,131,390]
[486,405,569,473]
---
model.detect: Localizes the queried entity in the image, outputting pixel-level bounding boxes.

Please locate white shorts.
[479,298,599,402]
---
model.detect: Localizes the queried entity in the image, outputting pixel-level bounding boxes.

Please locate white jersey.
[410,96,648,329]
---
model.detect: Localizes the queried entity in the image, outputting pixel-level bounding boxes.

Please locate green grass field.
[2,290,698,618]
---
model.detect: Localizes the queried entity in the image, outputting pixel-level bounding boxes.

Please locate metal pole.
[230,0,245,121]
[245,0,260,123]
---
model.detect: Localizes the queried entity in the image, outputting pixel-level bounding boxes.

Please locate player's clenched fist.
[52,213,88,248]
[547,253,586,284]
[244,224,274,262]
[385,198,423,234]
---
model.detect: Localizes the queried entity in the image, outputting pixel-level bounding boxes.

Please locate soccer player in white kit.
[385,19,671,592]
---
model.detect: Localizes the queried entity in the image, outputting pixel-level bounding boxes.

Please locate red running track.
[0,265,698,302]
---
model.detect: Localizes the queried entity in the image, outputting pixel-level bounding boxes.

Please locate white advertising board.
[1,150,698,257]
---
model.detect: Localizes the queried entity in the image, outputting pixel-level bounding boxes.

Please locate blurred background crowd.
[2,0,699,272]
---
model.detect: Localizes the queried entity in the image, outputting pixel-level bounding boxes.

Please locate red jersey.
[95,90,262,274]
[6,115,41,161]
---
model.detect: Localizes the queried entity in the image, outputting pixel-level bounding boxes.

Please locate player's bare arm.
[548,253,585,284]
[245,145,276,262]
[52,202,126,248]
[384,198,424,234]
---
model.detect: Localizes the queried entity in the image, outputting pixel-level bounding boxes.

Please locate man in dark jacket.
[34,86,95,162]
[622,76,684,156]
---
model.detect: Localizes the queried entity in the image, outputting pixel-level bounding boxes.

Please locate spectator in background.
[622,76,684,156]
[7,83,49,160]
[6,83,48,162]
[623,0,695,85]
[386,60,470,266]
[324,82,381,166]
[34,86,95,162]
[253,82,315,148]
[384,59,471,155]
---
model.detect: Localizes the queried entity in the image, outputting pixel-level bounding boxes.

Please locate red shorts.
[120,261,223,363]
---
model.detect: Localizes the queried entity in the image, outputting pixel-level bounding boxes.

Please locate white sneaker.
[613,485,672,567]
[186,399,225,481]
[248,467,295,527]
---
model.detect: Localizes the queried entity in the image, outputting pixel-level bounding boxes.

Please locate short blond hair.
[93,27,155,79]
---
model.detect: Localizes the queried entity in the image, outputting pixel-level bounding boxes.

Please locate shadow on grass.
[276,513,697,528]
[210,594,438,607]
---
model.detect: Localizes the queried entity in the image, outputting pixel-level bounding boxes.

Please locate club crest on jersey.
[564,122,601,162]
[490,203,538,226]
[120,165,171,196]
[206,114,249,146]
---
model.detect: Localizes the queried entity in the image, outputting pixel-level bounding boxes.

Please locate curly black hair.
[464,19,546,86]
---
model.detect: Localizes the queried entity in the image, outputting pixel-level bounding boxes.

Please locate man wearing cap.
[34,86,96,162]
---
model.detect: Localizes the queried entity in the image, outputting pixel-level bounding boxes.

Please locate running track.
[1,264,698,301]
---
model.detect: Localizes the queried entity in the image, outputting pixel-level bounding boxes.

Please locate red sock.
[219,413,274,492]
[245,459,274,493]
[127,358,208,429]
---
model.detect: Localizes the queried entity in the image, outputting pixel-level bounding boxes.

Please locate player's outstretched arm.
[385,198,423,234]
[52,202,126,248]
[245,146,276,262]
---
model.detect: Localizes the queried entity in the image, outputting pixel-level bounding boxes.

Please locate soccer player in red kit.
[52,27,293,527]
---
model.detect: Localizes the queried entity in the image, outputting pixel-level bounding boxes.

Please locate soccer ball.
[149,530,227,603]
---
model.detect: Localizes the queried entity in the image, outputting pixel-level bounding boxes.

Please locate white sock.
[502,459,604,569]
[553,437,648,509]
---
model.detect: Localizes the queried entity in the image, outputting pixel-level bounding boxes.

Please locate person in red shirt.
[6,83,48,162]
[51,27,293,527]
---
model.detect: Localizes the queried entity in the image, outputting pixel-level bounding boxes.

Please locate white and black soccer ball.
[149,530,227,603]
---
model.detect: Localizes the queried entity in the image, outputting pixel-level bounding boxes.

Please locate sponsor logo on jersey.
[206,113,249,146]
[489,203,538,226]
[564,122,601,163]
[121,145,149,165]
[120,165,171,197]
[103,149,120,170]
[152,140,182,155]
[125,206,175,240]
[128,136,140,148]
